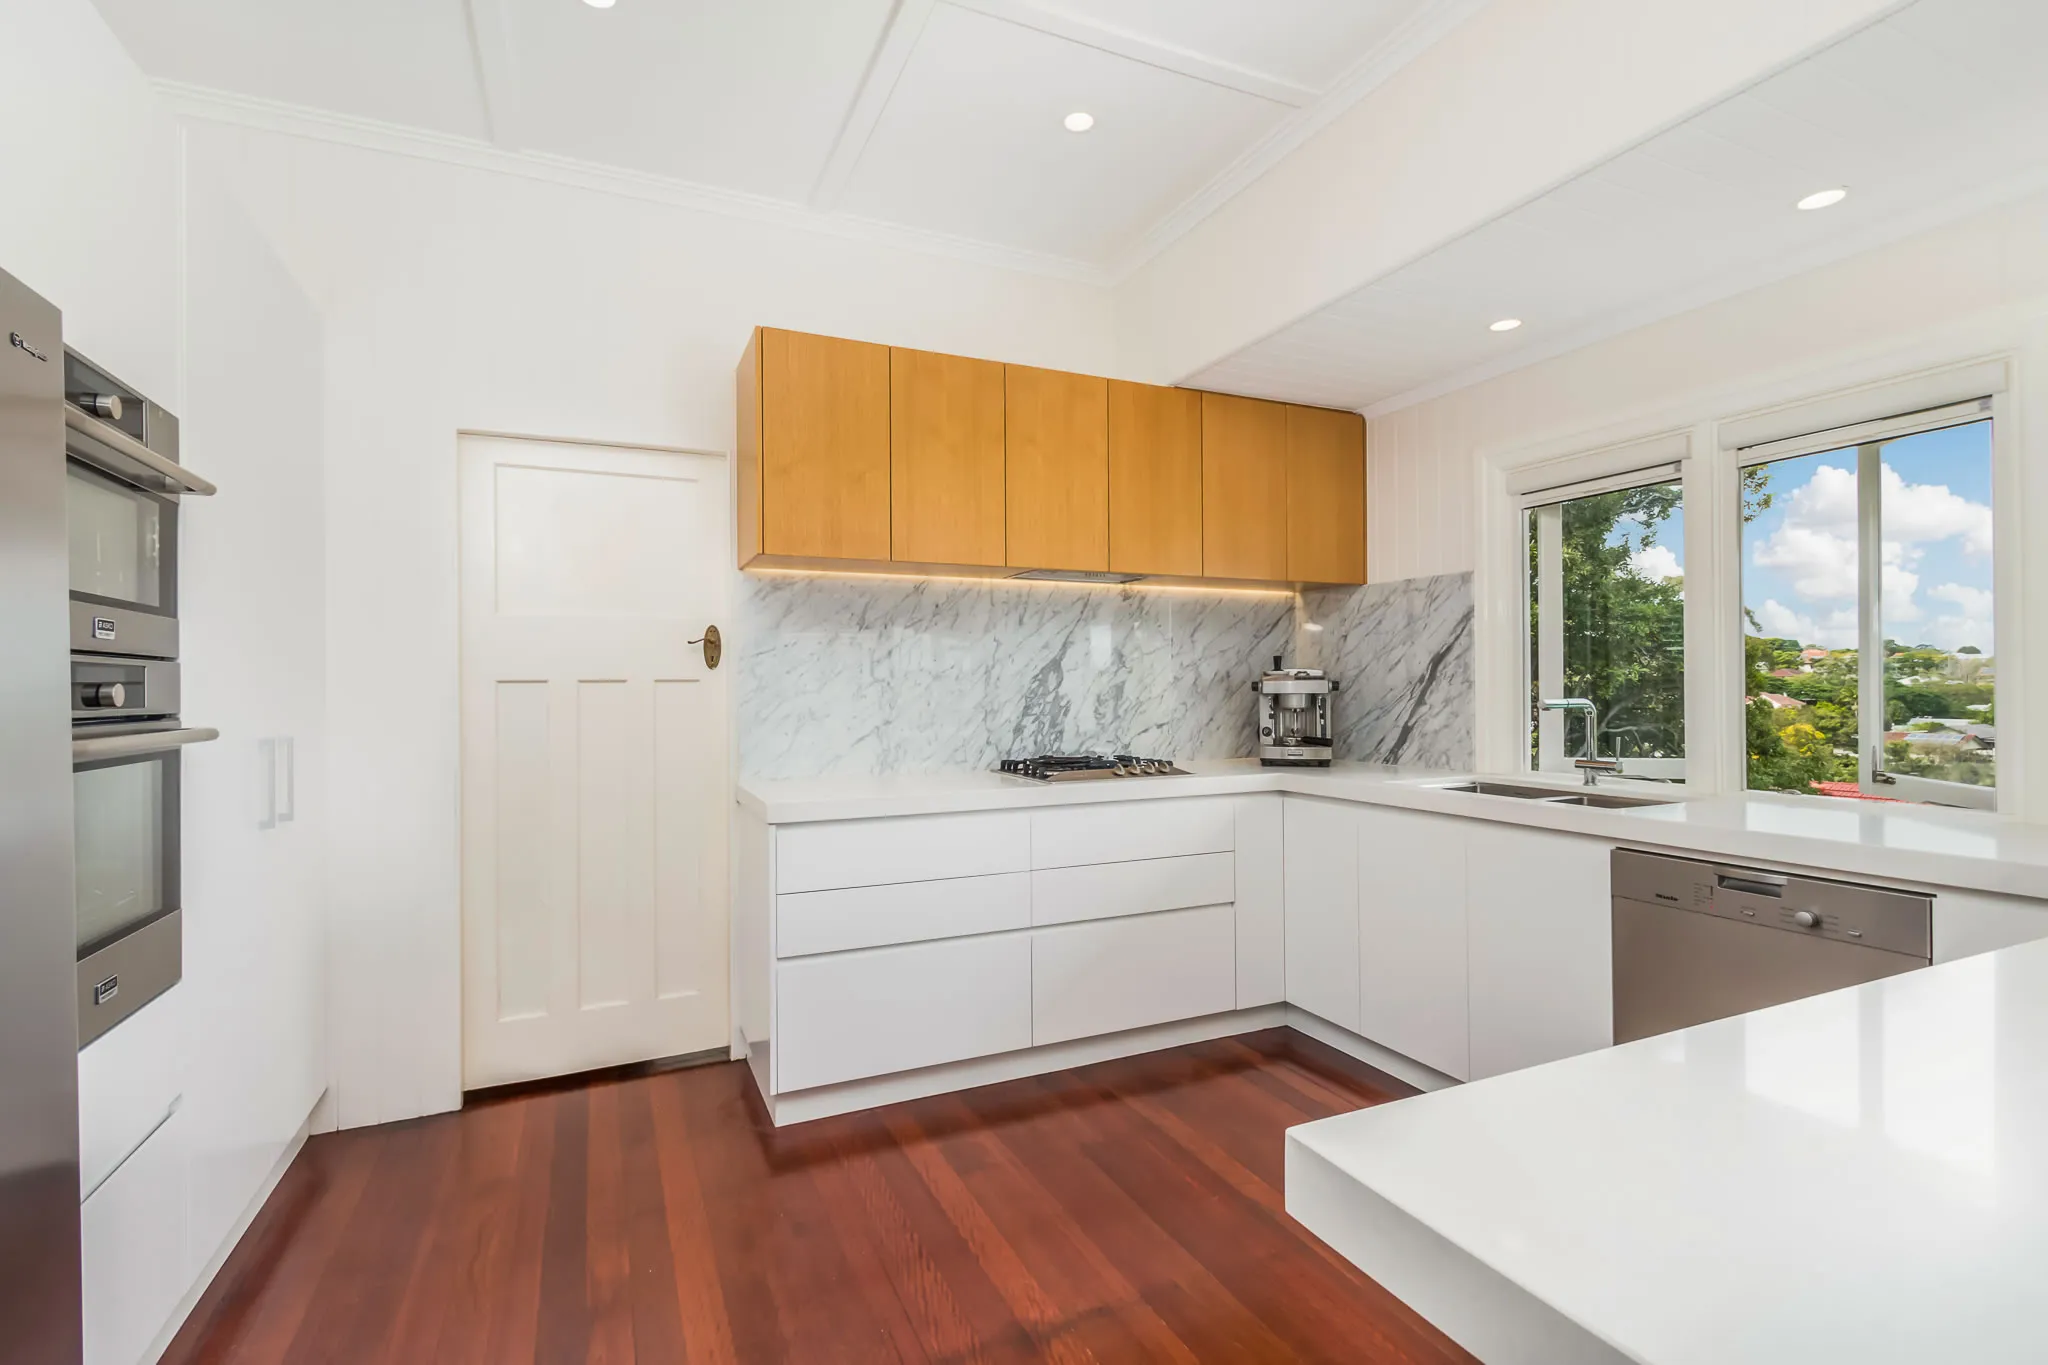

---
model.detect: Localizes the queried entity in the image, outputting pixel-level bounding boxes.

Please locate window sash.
[1742,412,1996,809]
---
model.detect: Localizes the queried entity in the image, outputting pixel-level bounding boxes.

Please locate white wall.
[1365,189,2048,582]
[182,119,1121,1129]
[1114,0,1906,386]
[1363,186,2048,818]
[0,0,180,400]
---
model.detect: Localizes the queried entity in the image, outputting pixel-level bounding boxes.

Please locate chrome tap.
[1539,697,1621,785]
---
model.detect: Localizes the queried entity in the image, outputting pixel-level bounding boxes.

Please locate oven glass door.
[68,459,176,657]
[74,747,182,1046]
[74,749,177,955]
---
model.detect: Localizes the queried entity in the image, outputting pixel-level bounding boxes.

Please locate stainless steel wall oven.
[64,348,215,1046]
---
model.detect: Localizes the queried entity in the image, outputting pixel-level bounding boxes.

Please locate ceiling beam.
[464,0,521,148]
[811,0,938,210]
[948,0,1316,107]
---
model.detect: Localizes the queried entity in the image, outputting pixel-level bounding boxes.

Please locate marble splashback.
[1298,572,1475,769]
[735,574,1294,781]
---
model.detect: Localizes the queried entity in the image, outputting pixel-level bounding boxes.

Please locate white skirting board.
[137,1099,321,1365]
[751,1005,1463,1126]
[1283,1007,1461,1094]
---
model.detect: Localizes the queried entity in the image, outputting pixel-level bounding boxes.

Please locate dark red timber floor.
[161,1027,1474,1364]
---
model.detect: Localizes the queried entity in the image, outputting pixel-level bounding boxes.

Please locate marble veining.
[1299,572,1475,769]
[735,574,1293,780]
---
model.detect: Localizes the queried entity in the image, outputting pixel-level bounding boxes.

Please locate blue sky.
[1739,419,1994,652]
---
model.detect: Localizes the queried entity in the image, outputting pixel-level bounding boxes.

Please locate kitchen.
[6,0,2048,1362]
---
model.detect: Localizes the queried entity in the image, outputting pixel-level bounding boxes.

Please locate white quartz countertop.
[737,760,2048,899]
[1286,937,2048,1364]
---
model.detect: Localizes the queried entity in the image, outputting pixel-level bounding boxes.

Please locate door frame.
[454,428,737,1088]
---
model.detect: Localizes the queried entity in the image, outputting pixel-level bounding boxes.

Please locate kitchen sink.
[1433,780,1675,809]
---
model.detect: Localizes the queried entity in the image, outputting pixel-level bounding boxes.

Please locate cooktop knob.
[1791,909,1821,929]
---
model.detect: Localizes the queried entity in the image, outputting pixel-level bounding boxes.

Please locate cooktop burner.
[998,754,1190,782]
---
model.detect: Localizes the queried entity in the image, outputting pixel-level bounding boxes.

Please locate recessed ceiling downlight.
[1797,187,1848,211]
[582,0,616,8]
[1489,318,1523,333]
[1063,111,1095,133]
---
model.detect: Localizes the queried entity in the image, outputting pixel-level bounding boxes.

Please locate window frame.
[1733,398,1998,809]
[1520,461,1687,780]
[1472,354,2019,814]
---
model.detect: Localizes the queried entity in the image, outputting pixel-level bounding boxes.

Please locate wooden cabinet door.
[1201,392,1289,581]
[1005,365,1107,570]
[755,329,891,560]
[1108,381,1202,577]
[892,347,1005,566]
[1286,404,1366,584]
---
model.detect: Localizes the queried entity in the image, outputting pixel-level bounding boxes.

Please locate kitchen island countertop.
[1286,934,2048,1364]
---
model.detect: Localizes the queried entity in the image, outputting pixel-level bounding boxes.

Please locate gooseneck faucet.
[1539,697,1621,785]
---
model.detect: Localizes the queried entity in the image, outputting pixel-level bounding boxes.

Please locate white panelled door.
[459,435,729,1090]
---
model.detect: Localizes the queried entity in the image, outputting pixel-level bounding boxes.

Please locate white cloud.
[1750,459,1990,625]
[1751,598,1859,649]
[1929,582,1992,615]
[1630,544,1682,581]
[1925,582,1994,651]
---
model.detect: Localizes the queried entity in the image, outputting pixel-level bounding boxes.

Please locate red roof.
[1808,781,1903,802]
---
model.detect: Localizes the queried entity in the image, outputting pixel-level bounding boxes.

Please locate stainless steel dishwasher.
[1611,849,1932,1044]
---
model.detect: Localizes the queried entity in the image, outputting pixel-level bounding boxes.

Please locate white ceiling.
[91,0,1451,270]
[1189,0,2048,413]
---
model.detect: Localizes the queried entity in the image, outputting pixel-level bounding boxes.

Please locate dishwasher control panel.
[1611,849,1931,958]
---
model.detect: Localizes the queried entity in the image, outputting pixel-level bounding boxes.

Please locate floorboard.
[161,1027,1474,1365]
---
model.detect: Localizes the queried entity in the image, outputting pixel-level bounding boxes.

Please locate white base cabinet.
[777,934,1033,1092]
[1033,904,1237,1045]
[1466,825,1612,1080]
[1283,798,1362,1033]
[81,1108,189,1365]
[1358,809,1471,1081]
[744,796,1278,1111]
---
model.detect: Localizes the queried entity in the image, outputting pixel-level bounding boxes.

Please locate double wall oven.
[65,349,216,1046]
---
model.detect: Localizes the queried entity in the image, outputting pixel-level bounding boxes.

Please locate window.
[1738,401,1994,807]
[1524,469,1686,780]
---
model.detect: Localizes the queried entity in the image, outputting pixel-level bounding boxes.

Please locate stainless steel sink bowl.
[1433,780,1674,809]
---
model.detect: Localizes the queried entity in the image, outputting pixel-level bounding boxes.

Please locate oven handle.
[65,402,218,497]
[72,726,220,763]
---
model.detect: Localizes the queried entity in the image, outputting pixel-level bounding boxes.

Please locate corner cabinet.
[734,326,1367,587]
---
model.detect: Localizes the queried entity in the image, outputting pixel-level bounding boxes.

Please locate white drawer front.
[778,810,1030,894]
[1031,904,1237,1046]
[776,934,1032,1092]
[1030,796,1235,869]
[82,1106,189,1365]
[1031,852,1234,928]
[778,872,1031,957]
[78,986,185,1200]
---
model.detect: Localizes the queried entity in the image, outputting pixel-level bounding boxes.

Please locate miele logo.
[8,331,49,363]
[92,617,116,641]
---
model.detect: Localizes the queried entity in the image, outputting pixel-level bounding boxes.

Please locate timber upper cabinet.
[737,327,890,562]
[735,326,1366,585]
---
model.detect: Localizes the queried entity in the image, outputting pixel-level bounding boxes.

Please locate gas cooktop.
[998,754,1190,782]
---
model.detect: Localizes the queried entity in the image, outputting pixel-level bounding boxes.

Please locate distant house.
[1799,648,1830,663]
[1768,668,1804,679]
[1755,693,1801,710]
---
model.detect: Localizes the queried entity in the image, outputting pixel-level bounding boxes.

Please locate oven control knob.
[81,682,127,709]
[80,393,123,421]
[1791,909,1821,929]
